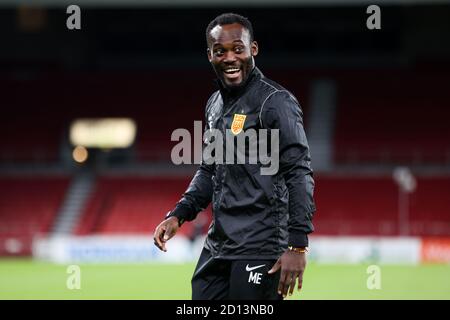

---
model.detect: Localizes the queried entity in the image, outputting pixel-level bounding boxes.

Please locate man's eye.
[235,47,244,53]
[214,49,224,56]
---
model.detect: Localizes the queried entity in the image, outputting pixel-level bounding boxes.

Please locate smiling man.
[154,13,316,300]
[207,19,257,88]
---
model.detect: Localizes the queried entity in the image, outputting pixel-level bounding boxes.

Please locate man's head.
[206,13,258,89]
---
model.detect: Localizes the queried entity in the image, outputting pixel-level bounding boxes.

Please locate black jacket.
[167,67,316,260]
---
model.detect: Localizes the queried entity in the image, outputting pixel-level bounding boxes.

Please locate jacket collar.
[216,67,263,105]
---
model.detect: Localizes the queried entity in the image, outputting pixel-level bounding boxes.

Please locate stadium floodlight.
[393,167,417,236]
[72,145,89,163]
[393,167,417,193]
[70,118,137,149]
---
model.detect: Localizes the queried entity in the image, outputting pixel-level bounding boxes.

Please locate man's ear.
[207,48,212,62]
[251,41,259,57]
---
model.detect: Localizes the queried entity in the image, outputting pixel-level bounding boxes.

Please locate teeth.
[224,68,240,73]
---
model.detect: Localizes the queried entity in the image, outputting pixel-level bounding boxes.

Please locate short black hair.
[205,13,254,45]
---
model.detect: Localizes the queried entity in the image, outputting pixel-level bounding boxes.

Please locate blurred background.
[0,0,449,299]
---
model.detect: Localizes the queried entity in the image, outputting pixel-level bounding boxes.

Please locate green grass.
[0,259,449,299]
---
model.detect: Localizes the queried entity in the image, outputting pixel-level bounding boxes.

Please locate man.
[154,13,316,300]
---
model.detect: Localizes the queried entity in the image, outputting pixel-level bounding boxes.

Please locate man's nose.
[223,51,237,63]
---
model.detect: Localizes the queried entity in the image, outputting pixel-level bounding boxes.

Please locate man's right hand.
[153,216,180,252]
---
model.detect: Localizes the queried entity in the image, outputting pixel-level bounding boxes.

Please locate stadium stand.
[5,67,449,165]
[313,175,450,237]
[334,68,450,165]
[409,176,450,236]
[0,175,70,255]
[1,173,447,256]
[70,175,450,237]
[75,176,211,238]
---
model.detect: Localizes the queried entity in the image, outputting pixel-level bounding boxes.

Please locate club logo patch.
[231,114,246,135]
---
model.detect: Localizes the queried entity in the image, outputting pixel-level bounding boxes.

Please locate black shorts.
[191,248,283,300]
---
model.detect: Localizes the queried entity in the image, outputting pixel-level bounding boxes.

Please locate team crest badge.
[231,114,247,135]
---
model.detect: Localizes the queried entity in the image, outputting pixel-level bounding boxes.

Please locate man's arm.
[154,121,214,252]
[262,90,316,297]
[261,90,316,246]
[166,162,214,225]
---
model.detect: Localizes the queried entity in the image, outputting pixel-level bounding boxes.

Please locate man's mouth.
[222,67,241,80]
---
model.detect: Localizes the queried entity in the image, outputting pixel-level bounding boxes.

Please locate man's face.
[207,23,258,89]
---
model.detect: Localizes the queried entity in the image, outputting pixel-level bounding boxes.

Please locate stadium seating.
[313,175,399,236]
[0,175,70,255]
[75,176,212,238]
[0,75,65,163]
[0,174,448,258]
[409,177,450,236]
[2,67,449,165]
[334,68,450,165]
[73,175,450,238]
[313,175,450,236]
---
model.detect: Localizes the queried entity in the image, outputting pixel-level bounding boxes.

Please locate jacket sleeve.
[166,113,214,225]
[260,90,316,247]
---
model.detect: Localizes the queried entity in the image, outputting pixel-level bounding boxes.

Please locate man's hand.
[153,216,180,252]
[268,250,307,298]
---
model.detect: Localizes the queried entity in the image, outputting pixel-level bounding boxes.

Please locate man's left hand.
[268,250,307,298]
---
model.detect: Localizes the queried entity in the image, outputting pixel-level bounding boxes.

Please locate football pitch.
[0,259,449,300]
